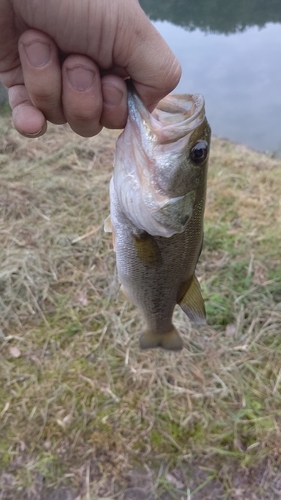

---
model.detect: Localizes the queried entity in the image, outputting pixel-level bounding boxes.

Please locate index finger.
[114,5,182,110]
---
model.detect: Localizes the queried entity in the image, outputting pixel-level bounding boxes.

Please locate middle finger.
[62,54,103,137]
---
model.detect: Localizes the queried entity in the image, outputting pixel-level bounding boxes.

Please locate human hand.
[0,0,181,137]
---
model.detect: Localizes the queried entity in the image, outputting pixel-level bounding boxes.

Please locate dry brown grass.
[0,114,281,499]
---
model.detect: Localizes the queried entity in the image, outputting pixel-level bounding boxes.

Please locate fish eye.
[190,140,209,164]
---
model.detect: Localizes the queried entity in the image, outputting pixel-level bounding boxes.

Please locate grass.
[0,112,281,499]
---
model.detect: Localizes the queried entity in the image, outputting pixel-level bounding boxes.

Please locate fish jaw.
[113,91,211,237]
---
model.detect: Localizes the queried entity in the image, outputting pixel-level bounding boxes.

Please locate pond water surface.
[140,0,281,155]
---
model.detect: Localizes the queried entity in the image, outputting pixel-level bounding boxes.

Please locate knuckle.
[31,90,56,106]
[65,99,102,123]
[70,122,102,138]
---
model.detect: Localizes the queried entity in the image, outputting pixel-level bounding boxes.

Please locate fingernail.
[67,66,95,91]
[24,126,45,138]
[102,84,123,108]
[24,42,51,67]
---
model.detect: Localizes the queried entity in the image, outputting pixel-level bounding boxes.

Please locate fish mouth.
[128,91,206,145]
[153,94,205,127]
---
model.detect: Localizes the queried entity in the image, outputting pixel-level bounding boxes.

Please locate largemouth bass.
[105,87,211,350]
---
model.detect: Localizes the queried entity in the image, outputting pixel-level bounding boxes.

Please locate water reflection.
[140,0,281,155]
[140,0,281,34]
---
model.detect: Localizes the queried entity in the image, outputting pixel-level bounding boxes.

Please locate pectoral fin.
[140,326,183,351]
[132,232,162,267]
[178,275,206,324]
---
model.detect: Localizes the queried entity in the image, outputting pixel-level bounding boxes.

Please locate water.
[140,0,281,155]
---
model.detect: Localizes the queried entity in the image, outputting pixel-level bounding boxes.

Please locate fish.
[105,85,211,351]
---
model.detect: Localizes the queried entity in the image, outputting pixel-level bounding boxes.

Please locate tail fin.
[139,326,183,351]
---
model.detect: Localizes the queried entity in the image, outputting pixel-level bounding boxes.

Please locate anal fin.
[178,275,206,324]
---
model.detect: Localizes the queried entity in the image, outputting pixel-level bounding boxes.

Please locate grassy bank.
[0,114,281,500]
